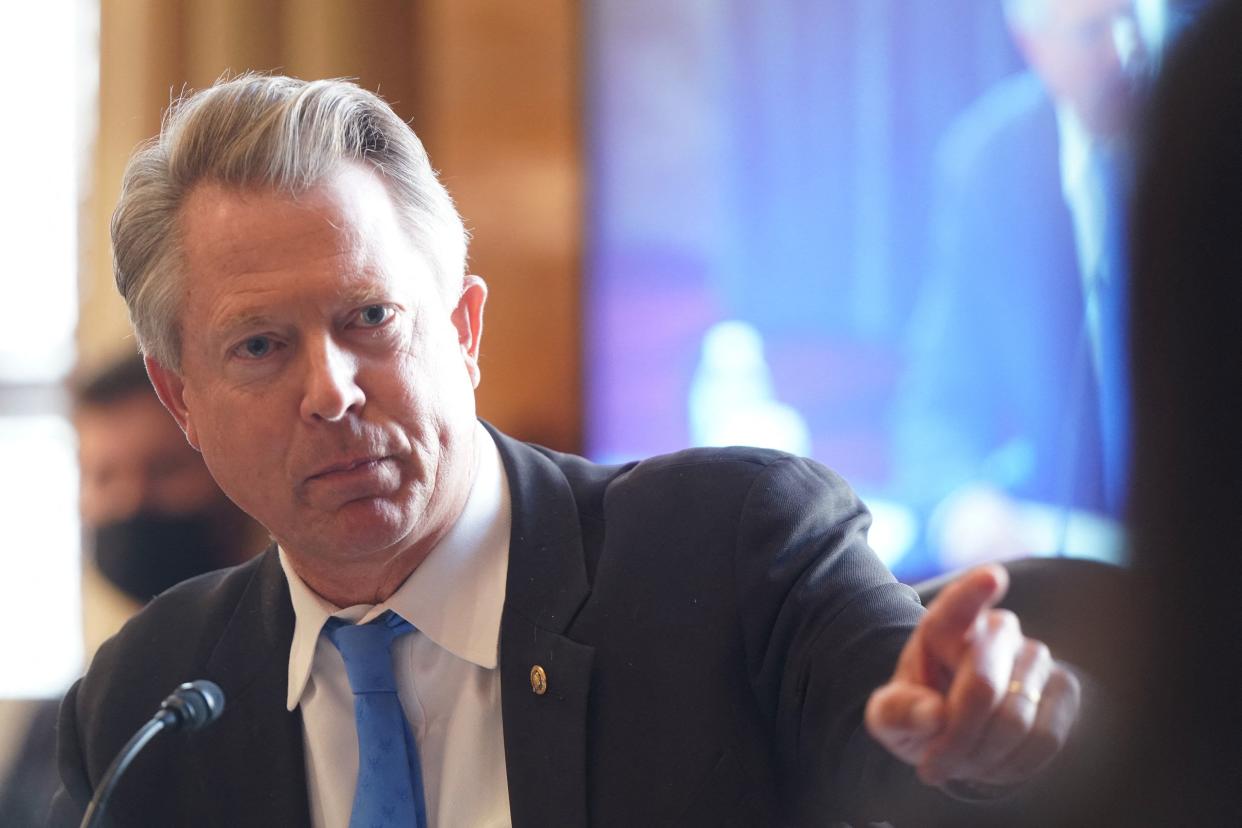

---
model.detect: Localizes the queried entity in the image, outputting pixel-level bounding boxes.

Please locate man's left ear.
[451,274,488,388]
[144,354,202,451]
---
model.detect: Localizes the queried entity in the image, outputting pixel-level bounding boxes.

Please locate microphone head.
[161,680,226,732]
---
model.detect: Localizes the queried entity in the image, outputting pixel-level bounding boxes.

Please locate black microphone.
[80,680,225,828]
[156,680,225,732]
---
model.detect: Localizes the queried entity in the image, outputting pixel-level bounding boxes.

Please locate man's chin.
[279,498,420,561]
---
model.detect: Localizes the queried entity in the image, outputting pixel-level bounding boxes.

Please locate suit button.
[530,665,548,695]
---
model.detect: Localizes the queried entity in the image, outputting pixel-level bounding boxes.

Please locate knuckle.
[987,608,1020,636]
[993,703,1033,741]
[882,694,908,725]
[864,692,884,727]
[1027,639,1051,665]
[1048,665,1083,702]
[866,688,897,726]
[962,674,1002,708]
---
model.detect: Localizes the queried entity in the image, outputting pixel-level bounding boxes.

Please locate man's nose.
[300,335,366,423]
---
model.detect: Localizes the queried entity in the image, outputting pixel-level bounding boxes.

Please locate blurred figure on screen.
[75,354,265,653]
[893,0,1173,571]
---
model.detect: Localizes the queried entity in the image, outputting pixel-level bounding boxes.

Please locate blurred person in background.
[75,353,265,653]
[0,354,262,826]
[894,0,1174,570]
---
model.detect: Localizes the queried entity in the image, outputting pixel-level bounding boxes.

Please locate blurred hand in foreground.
[866,565,1081,790]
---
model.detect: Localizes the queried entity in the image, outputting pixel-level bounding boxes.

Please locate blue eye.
[357,305,392,327]
[240,336,272,358]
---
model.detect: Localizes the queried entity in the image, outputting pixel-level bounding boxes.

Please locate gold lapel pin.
[530,664,548,695]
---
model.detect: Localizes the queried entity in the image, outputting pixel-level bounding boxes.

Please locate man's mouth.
[307,455,389,481]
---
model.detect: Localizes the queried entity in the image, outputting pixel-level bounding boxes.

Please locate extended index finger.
[919,564,1009,667]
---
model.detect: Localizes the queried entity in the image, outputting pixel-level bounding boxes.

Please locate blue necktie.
[324,611,428,828]
[1088,145,1131,515]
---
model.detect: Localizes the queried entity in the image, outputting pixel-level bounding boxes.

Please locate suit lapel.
[199,548,311,826]
[487,425,595,827]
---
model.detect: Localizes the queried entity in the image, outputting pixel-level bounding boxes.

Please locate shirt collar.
[1056,103,1093,206]
[282,421,512,711]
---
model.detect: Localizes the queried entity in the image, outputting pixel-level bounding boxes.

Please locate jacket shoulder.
[91,551,268,672]
[611,445,855,504]
[509,432,857,520]
[71,551,273,762]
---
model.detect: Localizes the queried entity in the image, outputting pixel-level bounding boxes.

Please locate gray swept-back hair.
[112,74,469,371]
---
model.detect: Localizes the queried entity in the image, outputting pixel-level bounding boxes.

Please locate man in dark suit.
[894,0,1165,569]
[52,75,1080,826]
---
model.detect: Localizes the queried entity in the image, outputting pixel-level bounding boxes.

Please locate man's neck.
[291,528,451,609]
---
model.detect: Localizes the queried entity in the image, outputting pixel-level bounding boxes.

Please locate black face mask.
[92,512,226,603]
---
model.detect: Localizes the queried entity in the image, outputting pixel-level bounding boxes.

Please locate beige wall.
[81,0,582,451]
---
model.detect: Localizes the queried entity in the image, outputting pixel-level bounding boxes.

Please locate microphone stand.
[79,680,225,828]
[80,712,174,828]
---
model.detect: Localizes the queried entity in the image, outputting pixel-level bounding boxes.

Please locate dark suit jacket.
[52,426,937,826]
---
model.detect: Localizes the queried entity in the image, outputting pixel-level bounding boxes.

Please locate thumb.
[865,681,947,767]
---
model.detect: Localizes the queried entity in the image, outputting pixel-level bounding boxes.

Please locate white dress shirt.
[1056,105,1121,382]
[280,422,513,827]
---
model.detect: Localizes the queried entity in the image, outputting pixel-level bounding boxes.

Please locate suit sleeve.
[731,455,960,824]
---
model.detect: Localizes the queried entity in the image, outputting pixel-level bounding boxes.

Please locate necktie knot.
[325,611,414,694]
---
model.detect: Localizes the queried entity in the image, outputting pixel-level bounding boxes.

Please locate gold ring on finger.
[1007,679,1041,706]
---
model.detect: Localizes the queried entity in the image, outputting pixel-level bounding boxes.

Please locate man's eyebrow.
[206,278,392,338]
[336,284,388,307]
[211,310,277,338]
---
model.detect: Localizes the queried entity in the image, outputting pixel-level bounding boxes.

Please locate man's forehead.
[179,176,414,291]
[179,179,375,272]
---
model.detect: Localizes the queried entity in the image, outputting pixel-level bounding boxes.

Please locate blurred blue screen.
[584,1,1149,580]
